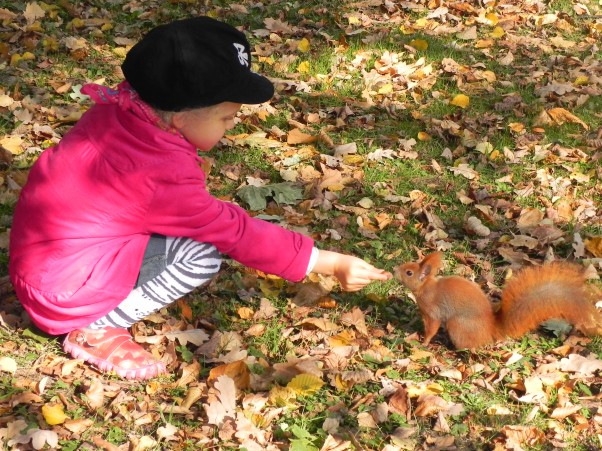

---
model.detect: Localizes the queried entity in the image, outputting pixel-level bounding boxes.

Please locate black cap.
[121,16,274,111]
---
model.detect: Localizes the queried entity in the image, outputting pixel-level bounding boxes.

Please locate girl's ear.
[171,111,187,129]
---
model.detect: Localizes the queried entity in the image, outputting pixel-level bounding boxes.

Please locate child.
[9,17,391,380]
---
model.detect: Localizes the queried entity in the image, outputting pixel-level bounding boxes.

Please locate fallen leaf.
[547,107,589,130]
[297,38,310,52]
[84,379,105,410]
[408,39,428,51]
[296,317,338,331]
[287,373,324,395]
[208,360,251,390]
[298,61,310,73]
[287,128,318,145]
[0,356,17,374]
[450,94,470,108]
[559,354,602,376]
[30,429,59,450]
[164,329,210,346]
[156,423,179,441]
[204,375,236,425]
[41,403,69,425]
[584,237,602,257]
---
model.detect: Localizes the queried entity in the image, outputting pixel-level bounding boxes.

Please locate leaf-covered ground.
[1,0,602,450]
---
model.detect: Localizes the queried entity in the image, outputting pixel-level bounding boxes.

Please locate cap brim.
[221,72,274,105]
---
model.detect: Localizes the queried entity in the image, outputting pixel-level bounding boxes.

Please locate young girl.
[9,17,391,380]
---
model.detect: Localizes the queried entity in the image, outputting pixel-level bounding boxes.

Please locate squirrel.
[394,252,602,349]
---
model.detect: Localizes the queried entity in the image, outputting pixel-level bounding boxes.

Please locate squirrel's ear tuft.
[418,252,443,279]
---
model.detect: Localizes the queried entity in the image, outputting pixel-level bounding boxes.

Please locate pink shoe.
[63,327,167,380]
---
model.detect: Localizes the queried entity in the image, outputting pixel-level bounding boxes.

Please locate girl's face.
[172,102,242,151]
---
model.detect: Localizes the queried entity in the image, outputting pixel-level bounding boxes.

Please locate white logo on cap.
[233,43,249,67]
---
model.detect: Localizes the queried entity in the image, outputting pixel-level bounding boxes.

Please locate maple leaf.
[164,329,210,346]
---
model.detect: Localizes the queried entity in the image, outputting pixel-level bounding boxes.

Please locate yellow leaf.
[485,13,499,25]
[113,47,127,57]
[574,76,589,86]
[269,385,297,407]
[329,330,356,347]
[490,26,505,38]
[508,122,525,133]
[297,38,310,53]
[480,70,497,82]
[417,131,431,141]
[297,61,310,73]
[342,154,364,165]
[489,149,502,160]
[334,374,352,391]
[414,18,428,28]
[68,18,85,29]
[287,373,324,395]
[475,39,494,49]
[378,83,393,94]
[0,135,24,154]
[450,94,470,108]
[42,403,69,425]
[237,306,254,320]
[409,39,428,51]
[42,36,59,52]
[406,382,444,398]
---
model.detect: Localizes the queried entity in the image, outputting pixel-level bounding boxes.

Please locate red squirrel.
[394,252,602,349]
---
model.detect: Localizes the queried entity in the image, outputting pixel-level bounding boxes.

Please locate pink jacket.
[9,95,314,335]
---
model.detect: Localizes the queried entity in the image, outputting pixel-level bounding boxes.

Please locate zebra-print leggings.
[88,235,222,329]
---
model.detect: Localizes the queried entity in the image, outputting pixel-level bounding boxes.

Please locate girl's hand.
[312,250,392,291]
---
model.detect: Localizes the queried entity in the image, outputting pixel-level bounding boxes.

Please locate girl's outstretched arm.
[311,250,391,291]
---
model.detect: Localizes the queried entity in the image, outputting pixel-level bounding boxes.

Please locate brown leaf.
[559,354,602,376]
[296,317,338,331]
[208,360,250,390]
[584,236,602,257]
[84,379,105,410]
[340,307,369,336]
[176,360,202,387]
[388,387,411,418]
[547,107,589,130]
[287,128,318,145]
[500,425,545,447]
[64,418,94,434]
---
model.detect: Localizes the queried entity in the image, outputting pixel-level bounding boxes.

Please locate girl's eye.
[405,270,413,276]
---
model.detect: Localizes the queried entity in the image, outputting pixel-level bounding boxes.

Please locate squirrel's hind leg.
[446,316,495,349]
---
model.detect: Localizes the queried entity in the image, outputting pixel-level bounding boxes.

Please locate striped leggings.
[88,235,221,329]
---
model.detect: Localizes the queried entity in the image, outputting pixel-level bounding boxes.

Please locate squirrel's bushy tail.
[497,263,602,339]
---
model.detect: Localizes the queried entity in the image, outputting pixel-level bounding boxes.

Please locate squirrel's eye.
[405,270,413,276]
